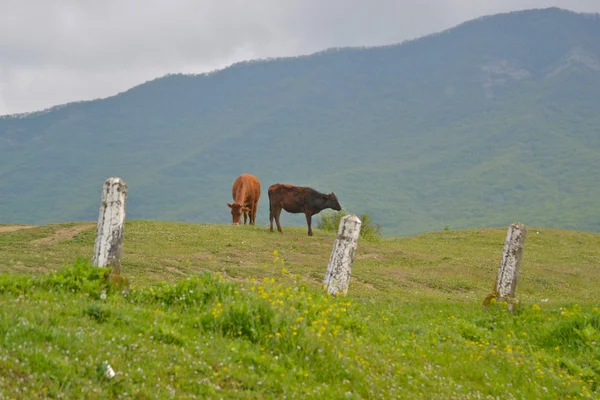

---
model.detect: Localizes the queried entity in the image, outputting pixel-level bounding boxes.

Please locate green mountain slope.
[2,7,600,236]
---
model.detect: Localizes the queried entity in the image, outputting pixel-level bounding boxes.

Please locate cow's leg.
[269,206,274,231]
[274,207,283,233]
[251,201,258,225]
[305,211,313,236]
[243,210,248,225]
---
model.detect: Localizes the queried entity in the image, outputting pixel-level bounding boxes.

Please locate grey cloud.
[1,0,599,115]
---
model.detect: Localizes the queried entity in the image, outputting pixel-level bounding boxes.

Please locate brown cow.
[227,174,261,225]
[268,183,341,236]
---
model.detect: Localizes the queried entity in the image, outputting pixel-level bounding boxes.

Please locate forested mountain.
[2,7,600,236]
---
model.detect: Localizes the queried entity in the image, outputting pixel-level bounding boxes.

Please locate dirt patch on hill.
[0,225,36,233]
[33,223,96,245]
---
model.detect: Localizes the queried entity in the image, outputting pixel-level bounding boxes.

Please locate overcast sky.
[1,0,599,116]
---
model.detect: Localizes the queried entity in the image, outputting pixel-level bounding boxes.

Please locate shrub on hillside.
[0,258,112,297]
[316,208,382,238]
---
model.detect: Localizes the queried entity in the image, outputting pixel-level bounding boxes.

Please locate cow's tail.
[268,187,274,221]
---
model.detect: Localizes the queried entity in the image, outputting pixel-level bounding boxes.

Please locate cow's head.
[227,202,251,225]
[327,192,342,211]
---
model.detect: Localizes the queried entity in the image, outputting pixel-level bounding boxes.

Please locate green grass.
[1,221,599,398]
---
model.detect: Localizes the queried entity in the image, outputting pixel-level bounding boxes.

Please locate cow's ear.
[242,206,251,212]
[227,203,233,208]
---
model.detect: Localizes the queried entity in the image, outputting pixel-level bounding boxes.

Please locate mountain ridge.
[3,6,596,120]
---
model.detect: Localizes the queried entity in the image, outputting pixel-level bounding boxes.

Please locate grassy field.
[1,221,599,399]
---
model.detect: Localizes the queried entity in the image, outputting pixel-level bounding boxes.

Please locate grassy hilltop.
[1,221,599,398]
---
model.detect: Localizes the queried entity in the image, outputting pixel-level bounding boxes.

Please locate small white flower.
[104,363,115,379]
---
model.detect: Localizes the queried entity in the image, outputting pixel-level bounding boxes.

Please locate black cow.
[268,183,342,236]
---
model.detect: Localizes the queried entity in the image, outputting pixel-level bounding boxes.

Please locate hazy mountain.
[2,7,600,236]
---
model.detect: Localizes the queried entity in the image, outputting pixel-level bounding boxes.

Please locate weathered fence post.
[323,214,362,296]
[483,222,527,311]
[92,177,127,274]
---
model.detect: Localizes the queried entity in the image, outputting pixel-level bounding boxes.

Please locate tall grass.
[1,259,598,398]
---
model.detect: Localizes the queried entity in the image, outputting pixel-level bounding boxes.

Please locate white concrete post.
[484,222,526,310]
[323,214,362,296]
[92,177,127,273]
